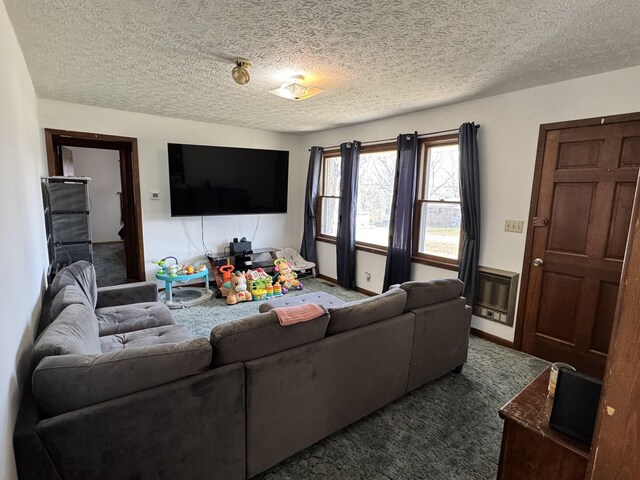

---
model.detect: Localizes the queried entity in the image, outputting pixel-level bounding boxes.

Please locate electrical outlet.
[365,272,371,282]
[150,191,160,200]
[504,219,524,233]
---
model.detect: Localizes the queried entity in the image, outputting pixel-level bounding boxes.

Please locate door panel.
[557,140,602,168]
[520,119,640,378]
[606,183,636,259]
[536,272,582,343]
[589,282,618,355]
[547,183,595,254]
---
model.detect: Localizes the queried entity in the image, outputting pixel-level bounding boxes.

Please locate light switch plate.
[504,219,524,233]
[150,191,160,200]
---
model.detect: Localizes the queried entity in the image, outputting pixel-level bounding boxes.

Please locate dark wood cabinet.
[497,368,590,480]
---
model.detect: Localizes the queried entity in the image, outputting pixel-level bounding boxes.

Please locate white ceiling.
[5,0,640,133]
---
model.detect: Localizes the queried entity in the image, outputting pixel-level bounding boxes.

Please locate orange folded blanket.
[272,304,325,326]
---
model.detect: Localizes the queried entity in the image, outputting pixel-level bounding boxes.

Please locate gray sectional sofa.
[14,261,472,479]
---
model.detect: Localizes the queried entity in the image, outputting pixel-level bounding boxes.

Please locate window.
[355,146,395,247]
[414,136,462,263]
[316,134,462,267]
[318,154,341,237]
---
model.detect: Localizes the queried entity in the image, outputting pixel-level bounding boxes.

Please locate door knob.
[533,258,544,267]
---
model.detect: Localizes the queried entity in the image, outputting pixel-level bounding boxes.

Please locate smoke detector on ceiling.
[232,58,252,85]
[270,75,325,101]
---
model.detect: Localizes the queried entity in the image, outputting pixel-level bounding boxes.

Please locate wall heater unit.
[473,266,519,326]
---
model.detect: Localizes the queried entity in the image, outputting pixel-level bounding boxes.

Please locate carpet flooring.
[93,242,127,287]
[172,277,368,338]
[172,279,548,480]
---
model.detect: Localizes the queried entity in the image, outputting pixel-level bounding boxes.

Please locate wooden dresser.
[497,368,590,480]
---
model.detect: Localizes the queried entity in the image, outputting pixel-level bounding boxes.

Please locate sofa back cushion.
[32,304,101,366]
[399,279,464,311]
[51,284,93,320]
[32,338,213,417]
[210,310,329,367]
[50,260,98,309]
[326,288,407,336]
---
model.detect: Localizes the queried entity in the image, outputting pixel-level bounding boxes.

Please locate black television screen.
[168,143,289,216]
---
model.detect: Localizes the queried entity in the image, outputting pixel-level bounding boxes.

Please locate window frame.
[411,134,462,269]
[314,134,462,272]
[316,151,341,242]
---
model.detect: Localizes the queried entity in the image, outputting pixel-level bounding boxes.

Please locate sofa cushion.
[32,304,101,366]
[99,324,192,353]
[50,284,93,320]
[32,337,213,417]
[399,279,464,311]
[210,310,329,367]
[258,291,346,313]
[50,261,98,309]
[95,302,175,336]
[326,288,407,336]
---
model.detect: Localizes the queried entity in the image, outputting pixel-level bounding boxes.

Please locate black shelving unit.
[42,176,93,278]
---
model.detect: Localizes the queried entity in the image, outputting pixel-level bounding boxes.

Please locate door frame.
[44,128,145,281]
[513,111,640,351]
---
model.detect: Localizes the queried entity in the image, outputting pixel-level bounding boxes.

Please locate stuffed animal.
[273,258,303,291]
[226,272,253,305]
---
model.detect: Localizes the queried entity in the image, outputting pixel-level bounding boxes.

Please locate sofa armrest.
[96,281,158,308]
[32,338,212,417]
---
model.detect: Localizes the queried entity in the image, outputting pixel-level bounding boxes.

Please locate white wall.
[0,3,48,479]
[38,100,307,280]
[69,147,123,242]
[302,65,640,342]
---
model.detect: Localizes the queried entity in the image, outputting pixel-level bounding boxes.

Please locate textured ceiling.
[5,0,640,133]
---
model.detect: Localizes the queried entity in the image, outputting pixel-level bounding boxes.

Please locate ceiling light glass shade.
[270,75,324,100]
[232,59,252,85]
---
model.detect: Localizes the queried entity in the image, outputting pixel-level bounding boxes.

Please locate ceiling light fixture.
[232,58,252,85]
[270,75,324,101]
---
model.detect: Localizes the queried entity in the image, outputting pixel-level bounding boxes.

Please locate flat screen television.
[167,143,289,216]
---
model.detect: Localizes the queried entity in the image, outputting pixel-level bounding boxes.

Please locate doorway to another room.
[45,129,145,285]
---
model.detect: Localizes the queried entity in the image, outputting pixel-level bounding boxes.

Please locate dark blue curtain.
[458,122,481,305]
[336,141,360,289]
[300,146,323,266]
[383,133,418,291]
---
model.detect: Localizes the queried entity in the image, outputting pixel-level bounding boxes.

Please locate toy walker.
[153,256,213,309]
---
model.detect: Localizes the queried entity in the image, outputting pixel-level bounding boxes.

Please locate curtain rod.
[311,124,480,152]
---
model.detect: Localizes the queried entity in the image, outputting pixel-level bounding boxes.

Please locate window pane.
[425,145,460,201]
[418,202,461,259]
[324,157,341,196]
[320,197,339,236]
[355,150,395,246]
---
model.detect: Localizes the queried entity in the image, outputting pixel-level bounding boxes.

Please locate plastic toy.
[226,272,253,305]
[273,258,303,291]
[153,256,206,277]
[244,268,273,301]
[217,263,236,297]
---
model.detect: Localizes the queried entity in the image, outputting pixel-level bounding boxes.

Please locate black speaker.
[549,367,602,444]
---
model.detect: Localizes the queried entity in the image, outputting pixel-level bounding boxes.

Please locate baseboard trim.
[316,274,377,297]
[470,327,514,349]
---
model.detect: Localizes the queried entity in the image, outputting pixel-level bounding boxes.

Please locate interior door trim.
[44,128,145,281]
[513,112,640,351]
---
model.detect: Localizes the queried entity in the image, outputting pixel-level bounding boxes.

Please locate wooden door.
[519,116,640,378]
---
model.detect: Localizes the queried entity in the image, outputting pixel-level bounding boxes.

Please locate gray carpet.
[172,280,548,480]
[93,242,127,287]
[172,277,368,338]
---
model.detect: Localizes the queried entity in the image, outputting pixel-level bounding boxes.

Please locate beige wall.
[302,65,640,342]
[0,2,49,479]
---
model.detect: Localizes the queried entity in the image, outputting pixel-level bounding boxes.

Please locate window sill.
[314,236,459,271]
